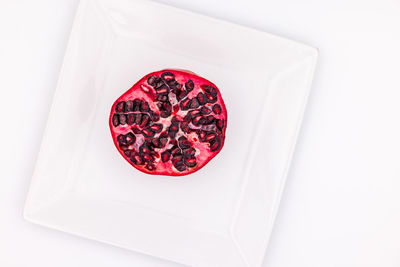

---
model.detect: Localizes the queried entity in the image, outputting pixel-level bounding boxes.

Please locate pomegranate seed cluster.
[110,70,227,176]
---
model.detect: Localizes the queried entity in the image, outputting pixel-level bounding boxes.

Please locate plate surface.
[24,0,318,266]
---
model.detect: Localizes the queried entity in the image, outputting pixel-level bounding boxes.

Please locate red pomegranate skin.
[109,69,227,176]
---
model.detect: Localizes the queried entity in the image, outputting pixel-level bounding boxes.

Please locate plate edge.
[258,50,319,266]
[23,0,87,220]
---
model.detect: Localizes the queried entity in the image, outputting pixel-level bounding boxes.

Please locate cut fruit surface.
[109,69,227,176]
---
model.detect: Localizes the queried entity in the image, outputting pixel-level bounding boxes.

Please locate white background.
[1,0,399,266]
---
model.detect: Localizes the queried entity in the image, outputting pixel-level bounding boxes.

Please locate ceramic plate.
[24,0,318,266]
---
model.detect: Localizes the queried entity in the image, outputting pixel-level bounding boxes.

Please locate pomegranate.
[109,69,227,176]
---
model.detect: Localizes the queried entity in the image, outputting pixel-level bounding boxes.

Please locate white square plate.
[24,0,318,266]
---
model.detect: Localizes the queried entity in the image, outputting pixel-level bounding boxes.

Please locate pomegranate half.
[109,69,227,176]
